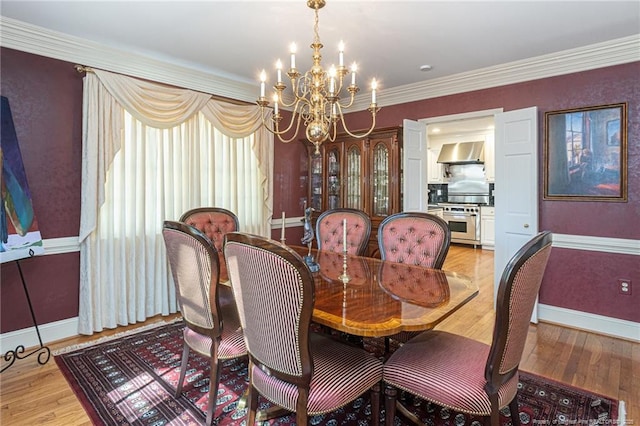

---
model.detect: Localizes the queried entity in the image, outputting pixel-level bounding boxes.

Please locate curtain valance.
[79,69,273,243]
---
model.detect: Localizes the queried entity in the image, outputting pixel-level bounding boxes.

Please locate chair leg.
[246,384,258,425]
[205,355,220,426]
[384,384,397,426]
[175,343,190,397]
[370,382,381,426]
[489,394,500,426]
[295,388,309,425]
[509,395,521,426]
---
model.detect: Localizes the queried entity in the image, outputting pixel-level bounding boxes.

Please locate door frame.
[420,108,503,128]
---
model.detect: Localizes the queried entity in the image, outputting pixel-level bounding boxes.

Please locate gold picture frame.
[544,103,627,202]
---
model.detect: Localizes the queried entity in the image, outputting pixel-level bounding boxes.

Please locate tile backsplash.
[427,184,448,205]
[489,183,495,206]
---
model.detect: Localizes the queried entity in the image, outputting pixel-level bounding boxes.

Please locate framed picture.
[544,103,627,202]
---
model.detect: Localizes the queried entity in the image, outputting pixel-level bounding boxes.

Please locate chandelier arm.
[262,102,307,143]
[278,100,310,134]
[334,93,356,109]
[338,110,378,139]
[328,119,338,142]
[274,113,306,143]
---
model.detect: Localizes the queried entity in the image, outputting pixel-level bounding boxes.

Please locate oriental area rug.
[54,321,621,426]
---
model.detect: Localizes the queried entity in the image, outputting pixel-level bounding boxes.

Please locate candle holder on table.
[338,250,350,284]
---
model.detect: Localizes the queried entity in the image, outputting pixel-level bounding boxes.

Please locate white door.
[494,107,539,321]
[402,119,428,211]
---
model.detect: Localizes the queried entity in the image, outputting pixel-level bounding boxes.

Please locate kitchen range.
[435,142,491,247]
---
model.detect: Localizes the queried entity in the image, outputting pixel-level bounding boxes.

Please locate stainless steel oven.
[440,203,481,247]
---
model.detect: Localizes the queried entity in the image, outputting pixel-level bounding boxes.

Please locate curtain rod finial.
[75,65,93,74]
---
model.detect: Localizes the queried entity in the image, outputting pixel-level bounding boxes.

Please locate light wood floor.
[1,245,637,425]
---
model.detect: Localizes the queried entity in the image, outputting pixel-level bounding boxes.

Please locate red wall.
[346,63,640,322]
[1,46,637,333]
[1,48,83,332]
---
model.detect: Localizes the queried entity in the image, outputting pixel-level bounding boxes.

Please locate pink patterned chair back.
[316,208,372,256]
[378,212,450,268]
[180,207,239,281]
[180,207,239,252]
[486,231,553,386]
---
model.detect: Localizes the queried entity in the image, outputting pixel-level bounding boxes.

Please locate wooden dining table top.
[289,246,479,338]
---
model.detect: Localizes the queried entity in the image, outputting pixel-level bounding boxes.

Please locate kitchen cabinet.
[305,126,403,256]
[428,147,445,183]
[480,206,495,249]
[483,135,495,182]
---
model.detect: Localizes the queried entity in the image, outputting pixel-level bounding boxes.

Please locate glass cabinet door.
[344,143,363,210]
[326,147,341,210]
[371,141,390,216]
[309,152,324,211]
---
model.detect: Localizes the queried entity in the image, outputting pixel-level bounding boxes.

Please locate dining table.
[289,246,479,338]
[234,245,479,422]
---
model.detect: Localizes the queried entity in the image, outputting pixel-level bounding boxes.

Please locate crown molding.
[2,17,639,109]
[0,17,256,103]
[375,35,640,109]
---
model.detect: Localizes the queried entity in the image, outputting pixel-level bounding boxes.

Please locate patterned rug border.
[52,317,182,356]
[516,370,625,424]
[53,320,626,425]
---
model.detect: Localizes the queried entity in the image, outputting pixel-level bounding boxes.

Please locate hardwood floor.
[1,245,637,425]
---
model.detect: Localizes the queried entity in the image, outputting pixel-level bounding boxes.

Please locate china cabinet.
[305,127,403,256]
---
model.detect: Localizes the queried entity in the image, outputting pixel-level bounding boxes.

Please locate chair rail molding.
[552,234,640,256]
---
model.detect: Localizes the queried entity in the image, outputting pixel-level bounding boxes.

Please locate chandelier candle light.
[257,0,380,154]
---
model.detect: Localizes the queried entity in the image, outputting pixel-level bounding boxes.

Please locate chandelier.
[256,0,379,153]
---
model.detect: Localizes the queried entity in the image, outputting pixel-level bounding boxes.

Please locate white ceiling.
[2,1,639,91]
[2,1,639,134]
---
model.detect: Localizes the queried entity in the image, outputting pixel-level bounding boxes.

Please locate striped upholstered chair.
[383,231,553,426]
[316,208,372,256]
[378,212,451,349]
[224,232,383,425]
[162,221,247,426]
[180,207,239,282]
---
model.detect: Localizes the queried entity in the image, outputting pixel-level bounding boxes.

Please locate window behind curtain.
[102,110,263,237]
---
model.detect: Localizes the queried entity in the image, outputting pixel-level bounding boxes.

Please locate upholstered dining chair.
[377,212,451,268]
[224,232,384,426]
[316,208,372,256]
[383,231,553,426]
[162,221,247,426]
[180,207,239,282]
[378,212,451,350]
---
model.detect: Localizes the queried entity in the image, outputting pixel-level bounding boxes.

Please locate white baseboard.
[0,317,79,355]
[538,304,640,342]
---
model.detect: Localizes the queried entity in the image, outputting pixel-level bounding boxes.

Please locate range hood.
[437,141,485,164]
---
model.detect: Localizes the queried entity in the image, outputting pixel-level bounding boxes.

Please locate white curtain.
[78,69,273,334]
